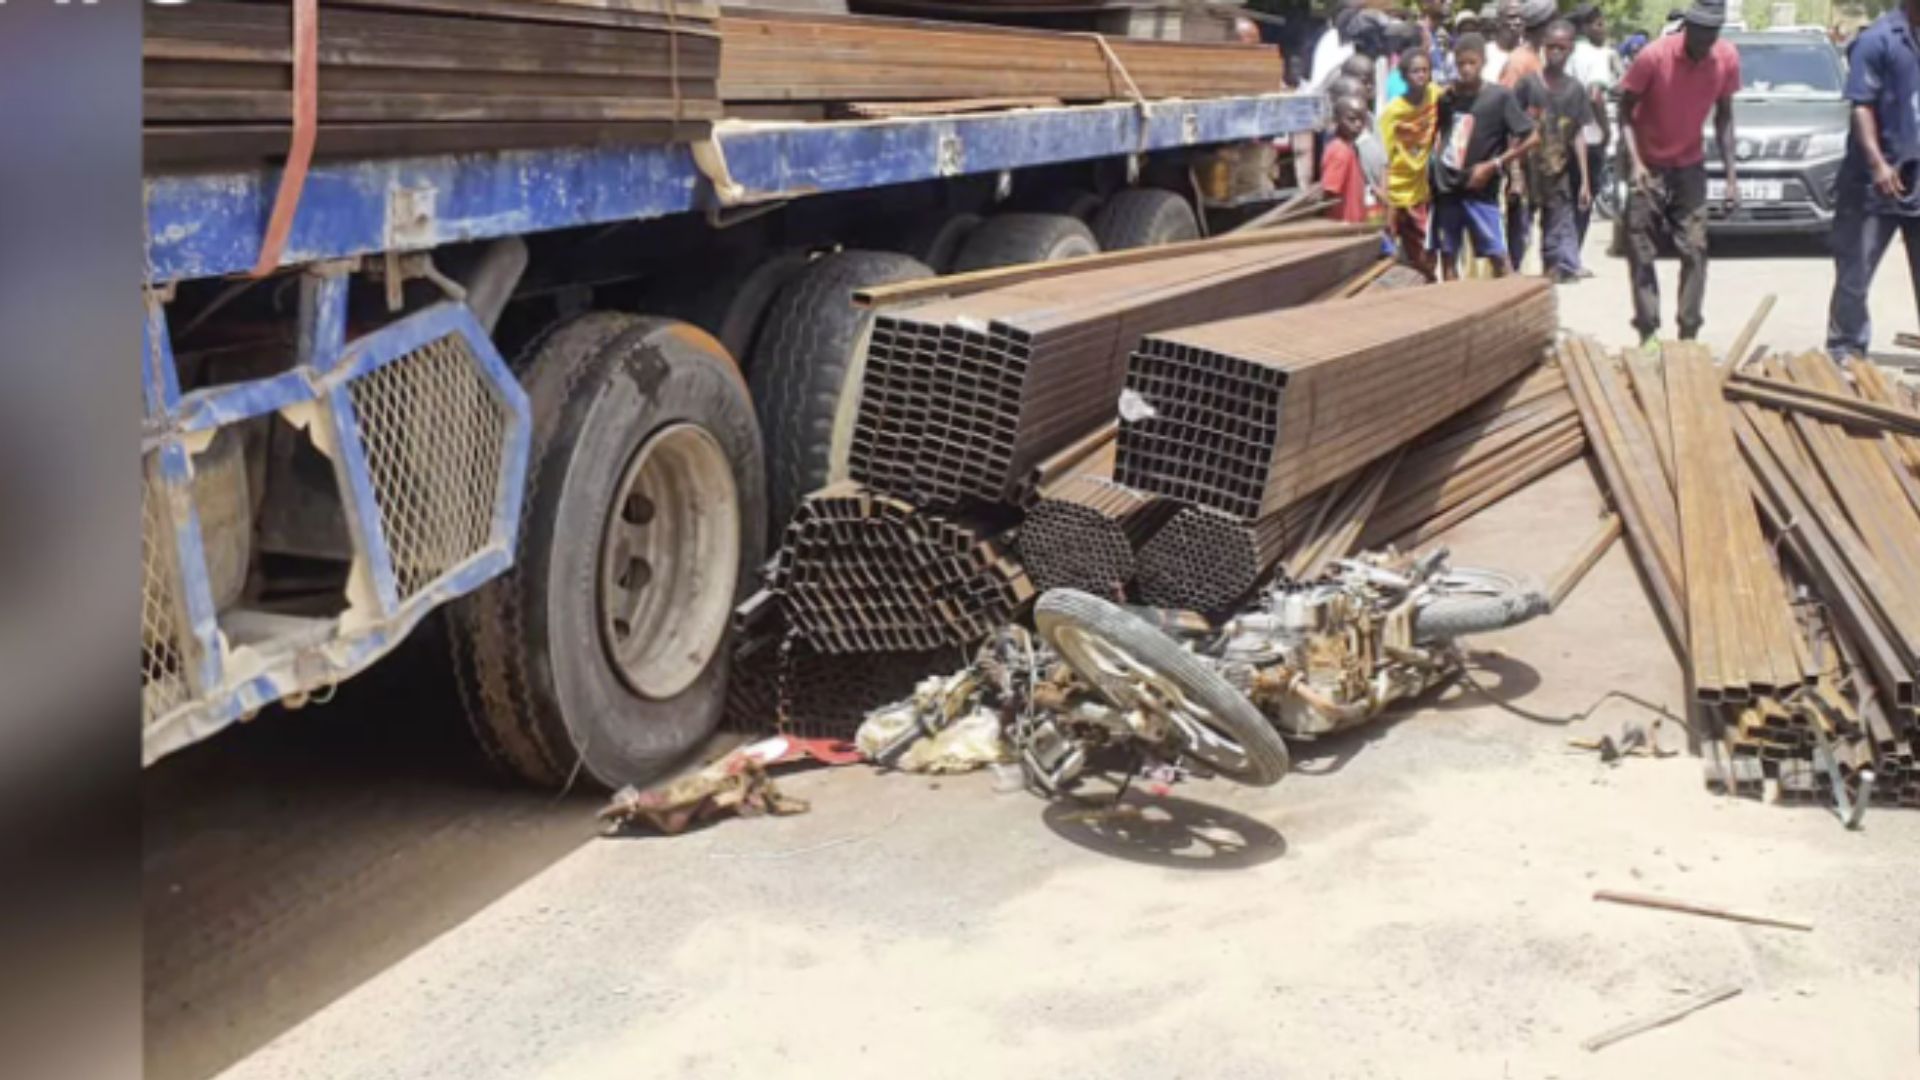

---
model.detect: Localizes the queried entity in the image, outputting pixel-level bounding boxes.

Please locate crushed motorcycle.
[860,547,1550,798]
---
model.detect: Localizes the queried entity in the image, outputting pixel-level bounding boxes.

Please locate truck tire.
[951,212,1099,271]
[447,313,766,789]
[749,249,933,528]
[894,211,982,274]
[1017,187,1104,221]
[1036,589,1290,787]
[650,249,812,373]
[1090,188,1200,250]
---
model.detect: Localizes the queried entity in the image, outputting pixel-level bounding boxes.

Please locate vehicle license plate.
[1708,179,1785,202]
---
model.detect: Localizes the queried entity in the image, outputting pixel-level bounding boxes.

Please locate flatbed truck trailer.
[140,91,1323,786]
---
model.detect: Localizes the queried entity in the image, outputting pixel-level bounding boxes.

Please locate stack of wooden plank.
[145,0,721,167]
[717,10,1283,105]
[1560,335,1920,807]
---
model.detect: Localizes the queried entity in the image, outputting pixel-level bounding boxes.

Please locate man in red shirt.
[1617,0,1740,348]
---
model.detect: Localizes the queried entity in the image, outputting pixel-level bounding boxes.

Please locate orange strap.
[250,0,318,278]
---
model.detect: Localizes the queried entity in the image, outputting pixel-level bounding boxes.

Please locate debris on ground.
[598,737,859,836]
[1592,888,1813,932]
[1580,983,1744,1053]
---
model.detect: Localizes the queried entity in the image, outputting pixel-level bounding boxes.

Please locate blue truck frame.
[139,92,1324,763]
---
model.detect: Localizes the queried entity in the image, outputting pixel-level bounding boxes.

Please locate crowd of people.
[1302,0,1739,351]
[1294,0,1920,359]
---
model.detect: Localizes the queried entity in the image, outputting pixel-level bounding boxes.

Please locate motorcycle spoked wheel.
[1034,590,1291,788]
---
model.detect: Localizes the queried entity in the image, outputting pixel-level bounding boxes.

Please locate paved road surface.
[1556,222,1918,363]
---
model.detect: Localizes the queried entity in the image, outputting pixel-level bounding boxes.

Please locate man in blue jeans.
[1826,0,1920,360]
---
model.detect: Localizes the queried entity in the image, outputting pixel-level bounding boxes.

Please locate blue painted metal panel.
[142,296,533,761]
[145,93,1324,282]
[326,383,403,614]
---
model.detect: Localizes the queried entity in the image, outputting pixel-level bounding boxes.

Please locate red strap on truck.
[249,0,318,278]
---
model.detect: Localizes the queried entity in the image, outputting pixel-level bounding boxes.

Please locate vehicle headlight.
[1806,129,1847,159]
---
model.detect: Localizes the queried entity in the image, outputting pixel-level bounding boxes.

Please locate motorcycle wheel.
[1035,590,1290,787]
[1413,567,1550,642]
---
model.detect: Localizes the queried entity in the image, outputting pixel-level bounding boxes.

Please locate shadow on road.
[143,619,599,1080]
[1042,792,1286,871]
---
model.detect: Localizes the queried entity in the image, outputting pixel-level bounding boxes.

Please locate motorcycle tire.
[1413,567,1550,642]
[1035,589,1290,787]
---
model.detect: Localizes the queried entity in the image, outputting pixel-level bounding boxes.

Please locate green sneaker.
[1638,335,1661,358]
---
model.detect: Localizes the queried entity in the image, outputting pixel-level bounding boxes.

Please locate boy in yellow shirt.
[1380,50,1442,280]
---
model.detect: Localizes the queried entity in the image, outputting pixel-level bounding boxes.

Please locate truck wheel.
[749,249,933,528]
[1018,187,1104,221]
[650,249,812,372]
[951,212,1099,271]
[894,211,982,274]
[447,314,766,789]
[1091,188,1200,250]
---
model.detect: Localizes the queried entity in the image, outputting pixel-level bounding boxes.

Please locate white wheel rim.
[597,423,740,699]
[1049,623,1253,776]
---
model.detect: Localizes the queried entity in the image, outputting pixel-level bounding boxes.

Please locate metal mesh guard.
[142,464,193,727]
[348,332,510,601]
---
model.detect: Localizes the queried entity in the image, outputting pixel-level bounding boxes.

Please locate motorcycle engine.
[1217,579,1389,738]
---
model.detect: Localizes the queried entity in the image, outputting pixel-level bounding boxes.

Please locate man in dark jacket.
[1825,0,1920,359]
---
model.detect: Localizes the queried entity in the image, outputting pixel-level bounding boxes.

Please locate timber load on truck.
[139,0,1317,788]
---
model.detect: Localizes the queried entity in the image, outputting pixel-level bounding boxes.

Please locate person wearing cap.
[1617,0,1739,348]
[1825,0,1920,360]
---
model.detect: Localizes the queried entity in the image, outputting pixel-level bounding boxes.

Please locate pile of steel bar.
[1360,365,1586,550]
[1561,335,1920,807]
[144,0,720,166]
[1018,473,1171,598]
[770,482,1032,654]
[717,10,1284,104]
[1114,277,1558,522]
[724,640,947,740]
[1131,499,1315,610]
[1667,343,1812,701]
[851,236,1378,508]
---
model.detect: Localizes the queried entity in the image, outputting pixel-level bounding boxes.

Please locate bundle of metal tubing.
[1115,277,1558,522]
[769,482,1032,655]
[1359,365,1586,550]
[1017,473,1172,598]
[1131,498,1319,610]
[851,236,1379,508]
[1561,335,1920,807]
[723,639,953,740]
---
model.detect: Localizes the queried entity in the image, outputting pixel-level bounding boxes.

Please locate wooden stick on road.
[1581,984,1743,1052]
[1725,293,1776,378]
[1593,889,1814,931]
[1547,513,1622,610]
